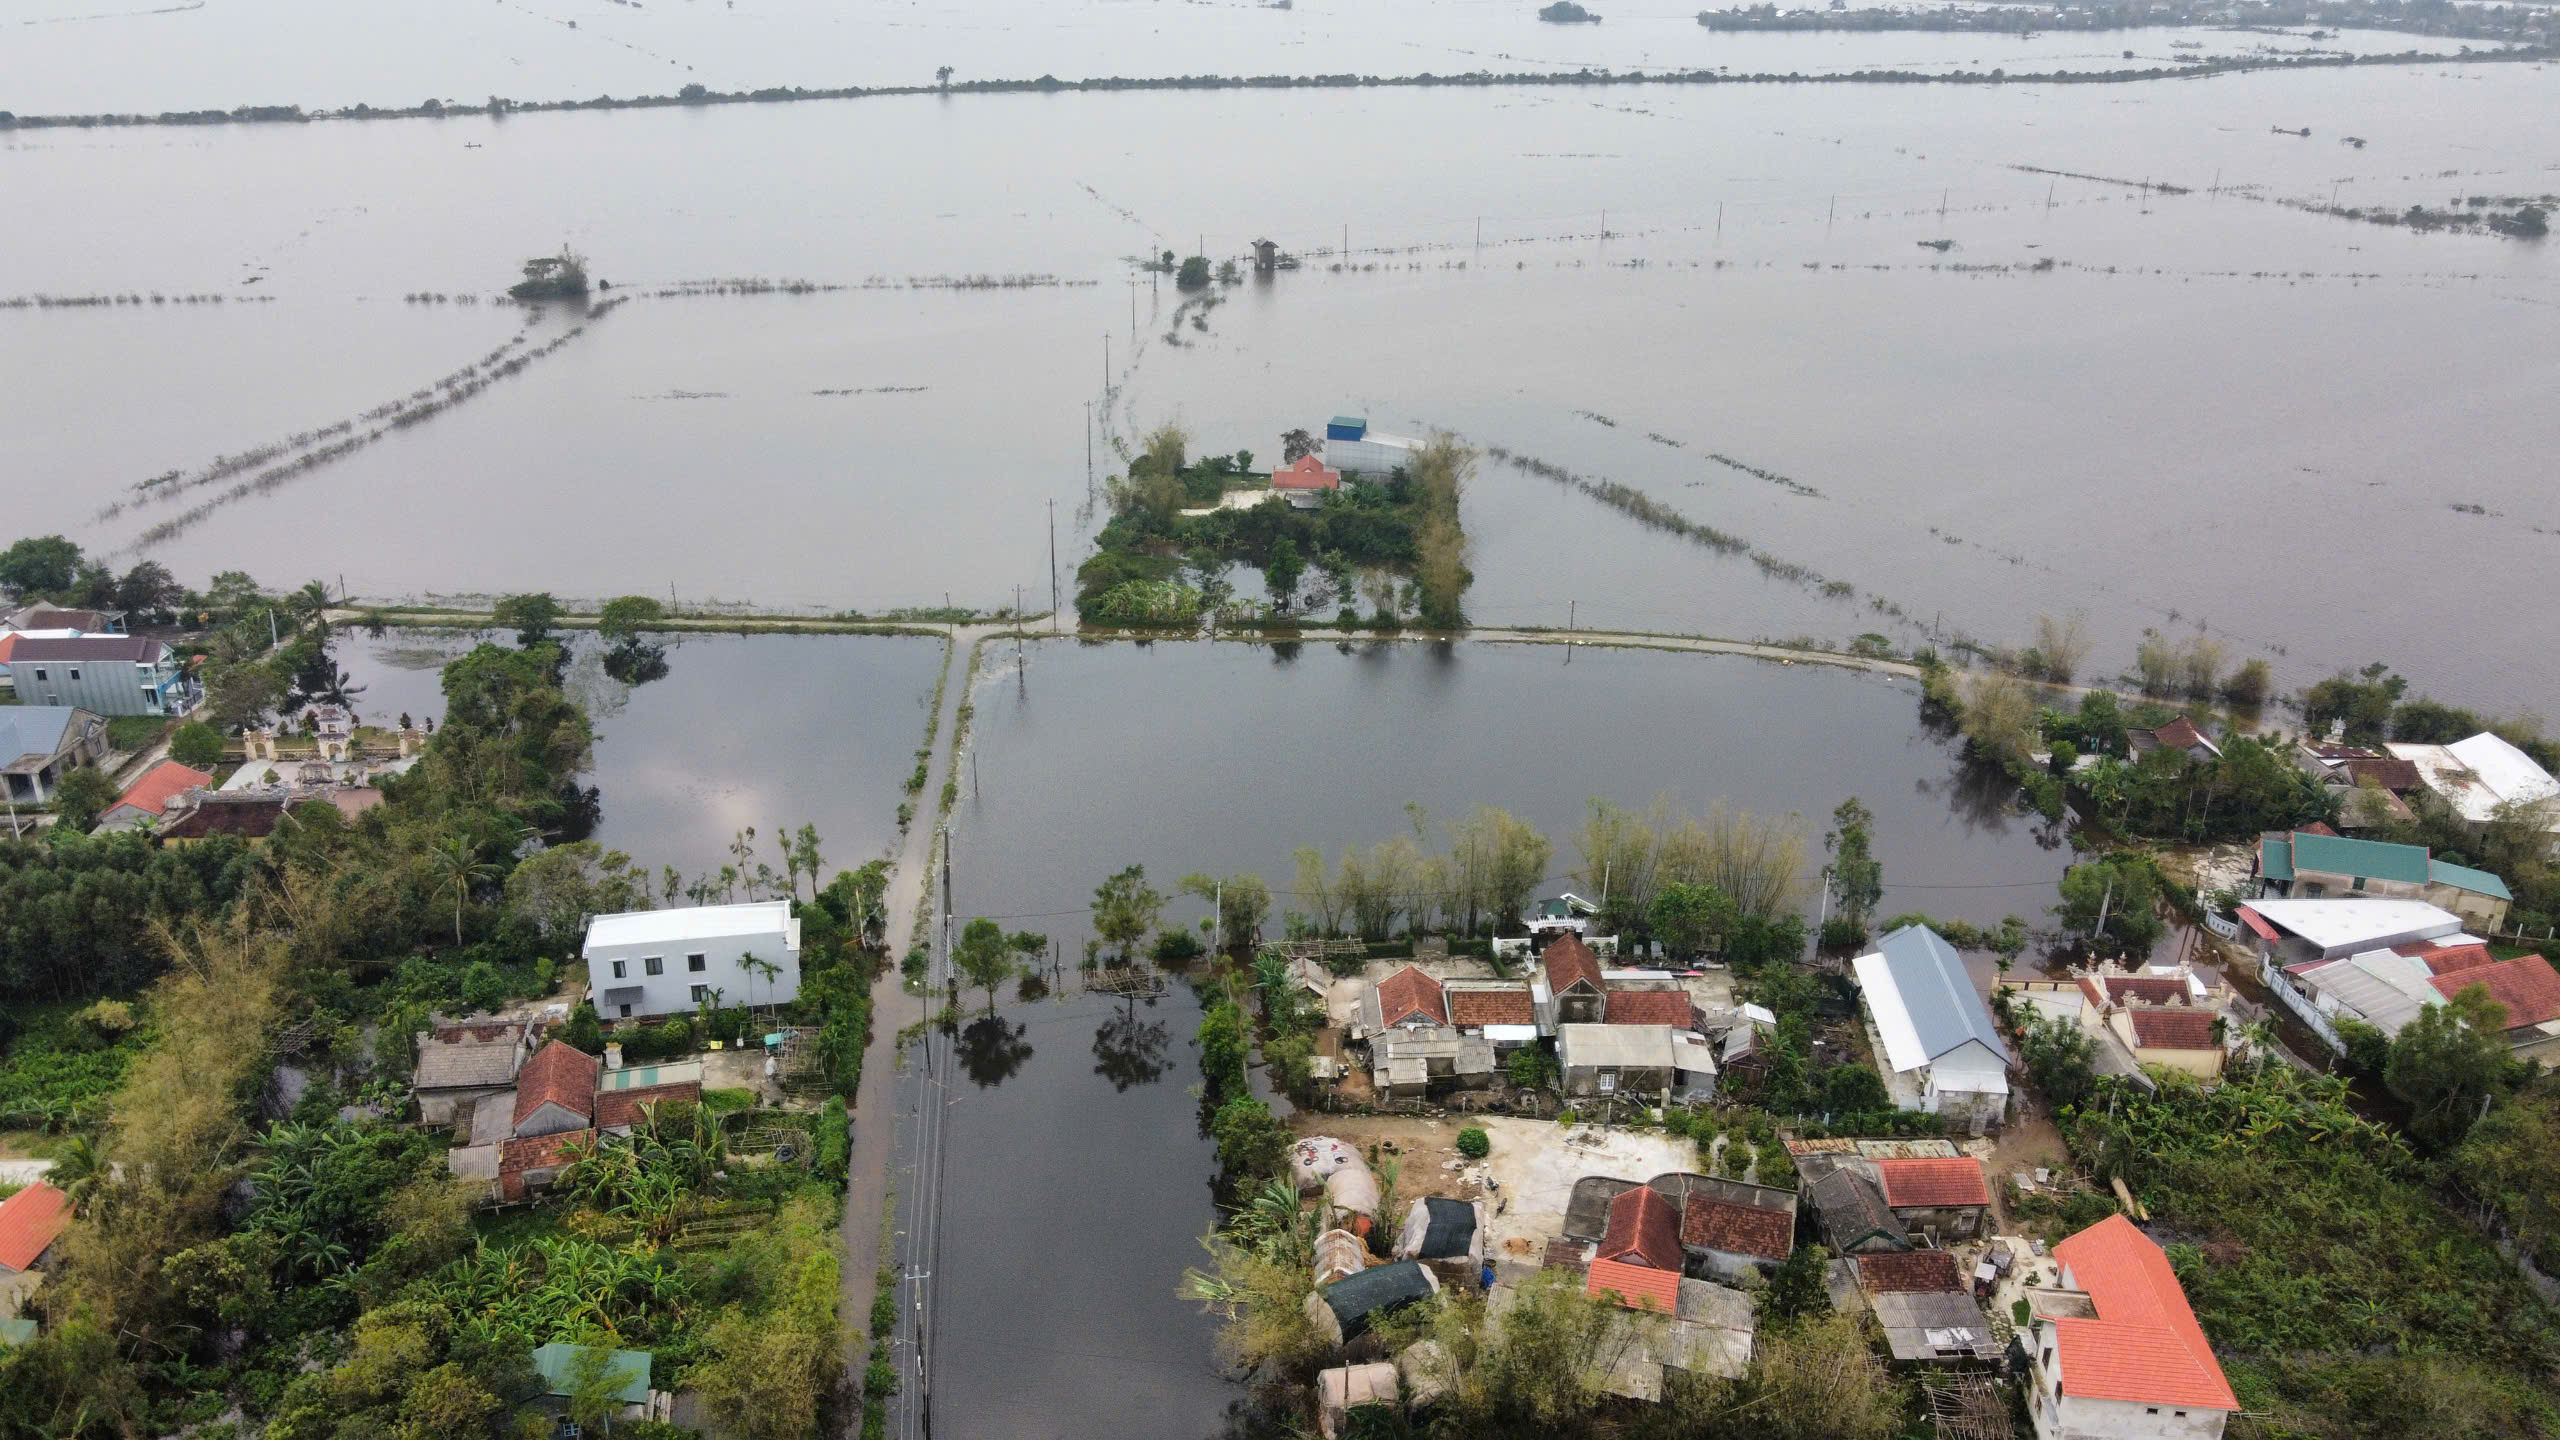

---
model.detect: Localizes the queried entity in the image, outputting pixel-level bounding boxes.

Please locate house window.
[1597,1069,1619,1094]
[141,687,158,706]
[610,960,627,979]
[687,953,707,972]
[644,956,664,976]
[617,1004,632,1018]
[30,669,44,682]
[67,668,79,681]
[2351,876,2367,891]
[690,984,709,1004]
[2147,1408,2160,1415]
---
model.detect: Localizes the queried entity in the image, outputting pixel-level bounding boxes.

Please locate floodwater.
[7,60,2558,711]
[1,0,2432,115]
[907,981,1241,1440]
[948,636,2070,946]
[337,628,947,876]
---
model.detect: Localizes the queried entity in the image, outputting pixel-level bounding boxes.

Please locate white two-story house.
[583,900,801,1020]
[2026,1214,2237,1440]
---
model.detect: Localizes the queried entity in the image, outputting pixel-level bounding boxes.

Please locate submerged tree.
[507,248,589,301]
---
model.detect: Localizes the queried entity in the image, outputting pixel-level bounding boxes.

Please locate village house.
[1320,415,1424,477]
[1362,965,1447,1032]
[0,707,107,806]
[496,1129,592,1203]
[0,634,195,716]
[2254,828,2513,932]
[582,900,801,1020]
[1556,1023,1715,1101]
[1855,1249,2000,1364]
[1794,1145,1991,1246]
[1872,1156,1994,1240]
[1804,1165,1909,1254]
[1270,453,1343,508]
[1526,892,1599,936]
[1671,1176,1797,1284]
[2427,954,2560,1063]
[2025,1215,2238,1440]
[2070,971,2229,1083]
[95,758,211,831]
[0,1183,72,1277]
[157,792,288,844]
[2237,897,2469,969]
[511,1039,602,1138]
[0,605,123,636]
[1852,925,2011,1133]
[410,1018,532,1127]
[2290,742,2420,829]
[2127,717,2221,763]
[2389,731,2560,859]
[530,1342,661,1425]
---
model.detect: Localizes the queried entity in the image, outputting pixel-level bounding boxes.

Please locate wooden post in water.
[1715,201,1723,243]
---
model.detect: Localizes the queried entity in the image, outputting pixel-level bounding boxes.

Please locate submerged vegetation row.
[116,301,626,549]
[1,291,274,310]
[1,44,2548,134]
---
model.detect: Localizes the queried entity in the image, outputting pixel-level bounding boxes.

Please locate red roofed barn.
[1872,1156,1993,1239]
[2027,1214,2238,1439]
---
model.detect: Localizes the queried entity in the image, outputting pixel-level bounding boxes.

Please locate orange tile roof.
[1856,1249,1965,1294]
[1586,1256,1681,1314]
[0,1182,70,1271]
[1542,934,1605,994]
[2098,975,2189,1006]
[2051,1215,2237,1412]
[1680,1198,1793,1260]
[1270,454,1342,491]
[496,1129,593,1201]
[512,1040,601,1129]
[114,760,211,818]
[2412,942,2496,976]
[2127,1009,2219,1051]
[1596,1184,1684,1271]
[1603,989,1695,1027]
[1374,965,1447,1027]
[1446,987,1534,1028]
[1874,1157,1991,1209]
[594,1081,702,1131]
[2430,955,2560,1031]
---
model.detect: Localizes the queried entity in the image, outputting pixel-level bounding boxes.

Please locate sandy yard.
[1294,1111,1704,1267]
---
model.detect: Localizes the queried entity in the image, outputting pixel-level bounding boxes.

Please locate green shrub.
[1455,1127,1490,1159]
[1152,929,1204,963]
[1556,1107,1577,1127]
[814,1096,850,1188]
[169,720,226,767]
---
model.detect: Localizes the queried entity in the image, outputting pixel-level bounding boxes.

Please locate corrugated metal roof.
[2242,899,2463,956]
[532,1343,651,1406]
[2430,859,2514,901]
[1865,925,2009,1066]
[2288,830,2430,884]
[0,708,82,769]
[1559,1023,1675,1070]
[2299,951,2444,1035]
[585,900,792,950]
[2258,834,2295,883]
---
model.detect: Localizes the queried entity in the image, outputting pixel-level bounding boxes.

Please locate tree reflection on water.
[1091,1000,1170,1092]
[954,1013,1034,1088]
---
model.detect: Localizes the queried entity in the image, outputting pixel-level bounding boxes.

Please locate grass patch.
[0,1001,153,1132]
[106,715,170,751]
[701,1087,757,1114]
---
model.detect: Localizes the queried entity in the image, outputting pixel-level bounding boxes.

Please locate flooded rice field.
[340,628,948,876]
[8,65,2557,709]
[948,635,2070,943]
[1,0,2438,115]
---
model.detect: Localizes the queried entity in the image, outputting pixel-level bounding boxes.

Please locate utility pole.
[2093,877,2115,958]
[1047,498,1059,632]
[1715,201,1723,243]
[1130,281,1137,338]
[1102,333,1109,395]
[2209,167,2221,200]
[1213,879,1223,955]
[1083,402,1093,492]
[1567,598,1576,645]
[1939,188,1948,220]
[1474,216,1481,253]
[1826,195,1835,233]
[1342,221,1348,259]
[2045,179,2056,212]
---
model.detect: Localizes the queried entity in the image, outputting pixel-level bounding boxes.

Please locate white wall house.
[1853,924,2011,1134]
[583,901,801,1019]
[2025,1215,2236,1440]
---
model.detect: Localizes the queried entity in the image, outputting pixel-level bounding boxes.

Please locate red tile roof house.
[1585,1185,1686,1314]
[1362,965,1449,1033]
[1542,933,1609,1024]
[2430,954,2560,1065]
[95,759,211,831]
[2025,1215,2238,1440]
[497,1130,594,1203]
[1679,1196,1795,1284]
[1269,454,1343,509]
[594,1081,704,1134]
[1873,1157,1995,1240]
[512,1040,602,1139]
[0,1182,72,1275]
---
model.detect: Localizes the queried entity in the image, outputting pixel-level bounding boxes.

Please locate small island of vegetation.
[1076,425,1472,631]
[1540,1,1601,21]
[507,247,590,301]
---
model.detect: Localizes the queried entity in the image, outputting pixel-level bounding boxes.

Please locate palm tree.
[739,951,781,1013]
[289,579,331,627]
[46,1134,107,1215]
[428,833,501,946]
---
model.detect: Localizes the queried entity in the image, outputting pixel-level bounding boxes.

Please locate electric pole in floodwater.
[1048,497,1059,632]
[1716,201,1723,244]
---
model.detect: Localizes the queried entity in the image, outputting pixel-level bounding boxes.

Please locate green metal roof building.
[532,1342,652,1408]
